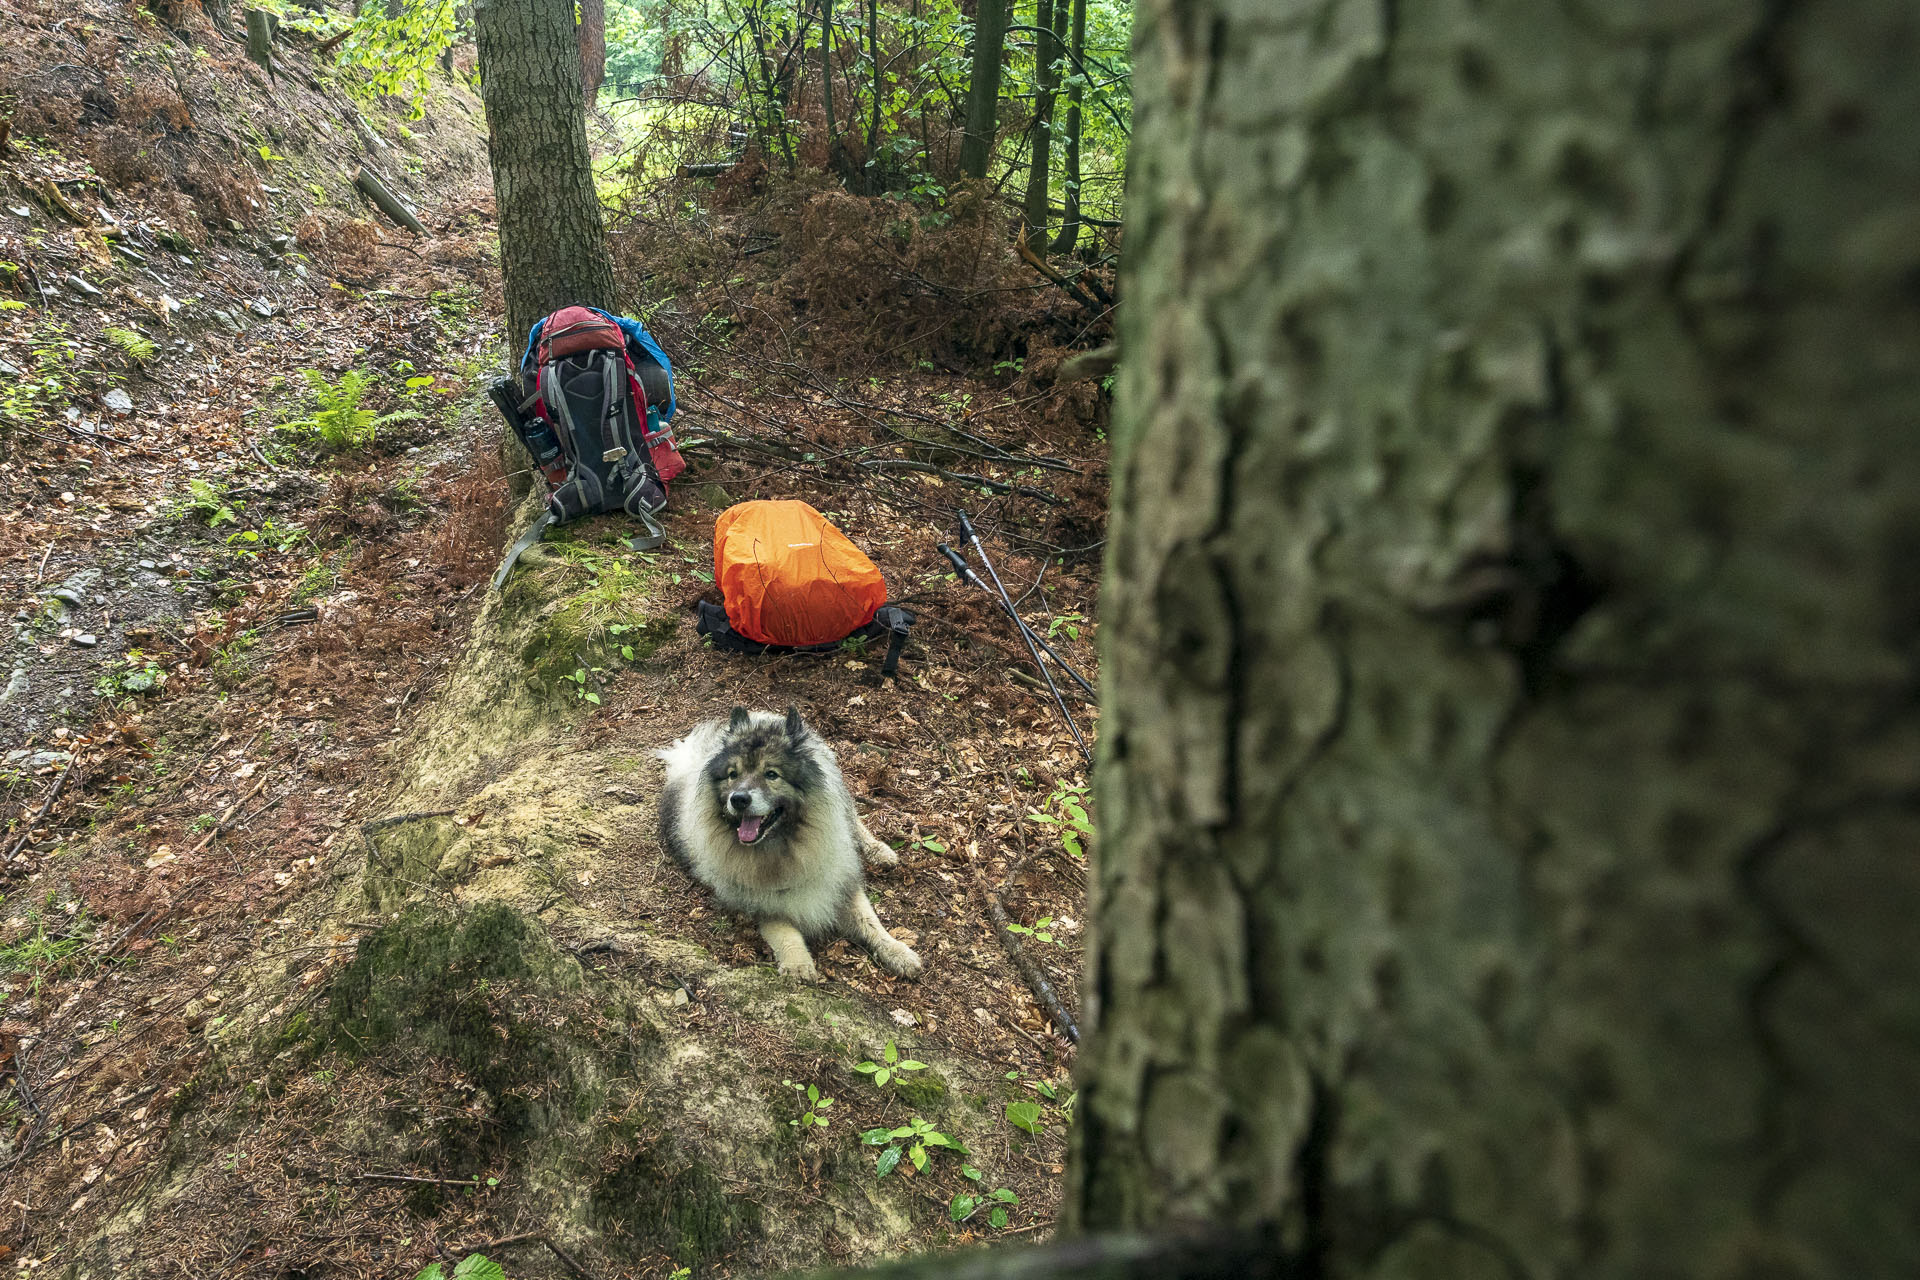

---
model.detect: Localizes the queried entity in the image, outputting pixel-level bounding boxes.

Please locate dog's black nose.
[728,790,752,814]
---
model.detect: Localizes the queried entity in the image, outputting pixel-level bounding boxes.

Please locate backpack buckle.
[602,446,628,463]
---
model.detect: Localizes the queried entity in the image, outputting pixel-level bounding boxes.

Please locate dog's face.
[704,706,820,847]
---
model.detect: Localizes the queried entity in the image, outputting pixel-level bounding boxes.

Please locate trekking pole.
[956,511,1092,762]
[938,543,1095,698]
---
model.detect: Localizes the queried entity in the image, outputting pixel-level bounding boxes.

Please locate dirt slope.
[1,7,1104,1277]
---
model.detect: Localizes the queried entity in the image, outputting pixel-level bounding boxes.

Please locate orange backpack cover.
[713,500,887,646]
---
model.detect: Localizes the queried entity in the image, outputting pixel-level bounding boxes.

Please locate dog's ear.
[784,705,809,741]
[728,706,752,734]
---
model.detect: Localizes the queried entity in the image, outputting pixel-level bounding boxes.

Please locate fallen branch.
[1015,228,1099,313]
[353,167,426,235]
[4,751,81,865]
[968,839,1080,1045]
[855,458,1064,505]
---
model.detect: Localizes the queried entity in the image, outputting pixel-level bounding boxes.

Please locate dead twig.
[4,750,81,865]
[968,840,1081,1045]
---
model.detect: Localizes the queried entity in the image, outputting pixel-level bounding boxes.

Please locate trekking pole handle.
[938,543,984,587]
[956,509,978,544]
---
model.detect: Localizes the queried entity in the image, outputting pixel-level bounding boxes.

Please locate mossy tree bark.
[1073,0,1920,1276]
[473,0,618,352]
[1048,0,1084,254]
[959,0,1009,180]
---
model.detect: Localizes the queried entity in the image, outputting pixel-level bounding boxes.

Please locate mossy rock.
[590,1145,761,1263]
[324,904,596,1143]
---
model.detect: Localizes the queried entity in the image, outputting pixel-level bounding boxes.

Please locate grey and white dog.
[656,706,922,982]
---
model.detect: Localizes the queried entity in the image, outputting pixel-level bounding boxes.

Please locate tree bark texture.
[960,0,1008,180]
[244,8,274,70]
[1020,0,1061,237]
[473,0,618,355]
[1074,2,1920,1277]
[1049,0,1084,253]
[578,0,607,103]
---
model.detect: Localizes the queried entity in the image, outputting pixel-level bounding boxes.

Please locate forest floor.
[0,5,1112,1278]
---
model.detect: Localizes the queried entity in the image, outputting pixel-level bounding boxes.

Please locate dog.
[656,706,921,982]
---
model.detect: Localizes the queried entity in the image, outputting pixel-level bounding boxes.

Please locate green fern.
[104,326,158,364]
[279,368,420,451]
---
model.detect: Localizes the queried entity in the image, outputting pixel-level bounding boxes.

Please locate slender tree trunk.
[865,0,882,187]
[1020,0,1059,237]
[820,0,844,177]
[959,0,1007,180]
[577,0,607,104]
[1074,2,1920,1277]
[749,1,796,171]
[1049,0,1084,254]
[472,0,618,353]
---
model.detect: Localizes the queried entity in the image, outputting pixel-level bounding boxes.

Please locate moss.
[893,1069,949,1110]
[360,813,460,911]
[325,904,590,1144]
[591,1146,761,1263]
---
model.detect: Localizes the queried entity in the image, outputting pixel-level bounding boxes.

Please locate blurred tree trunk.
[821,0,846,178]
[1074,1,1920,1278]
[578,0,607,104]
[1049,0,1084,253]
[473,0,618,352]
[959,0,1007,180]
[1020,0,1060,237]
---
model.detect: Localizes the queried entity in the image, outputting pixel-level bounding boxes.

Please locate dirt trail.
[1,7,1107,1277]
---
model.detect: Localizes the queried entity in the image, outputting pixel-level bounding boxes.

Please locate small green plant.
[838,633,872,657]
[950,1165,1019,1229]
[1005,916,1061,946]
[861,1116,965,1177]
[414,1256,504,1280]
[278,369,419,451]
[1005,1100,1045,1135]
[1044,612,1085,642]
[855,1039,928,1089]
[104,326,158,364]
[564,666,602,705]
[181,477,242,527]
[94,651,167,698]
[256,144,287,167]
[1026,781,1094,860]
[783,1079,835,1130]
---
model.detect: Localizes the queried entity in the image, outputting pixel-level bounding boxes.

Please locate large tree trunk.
[1019,0,1060,238]
[577,0,607,104]
[473,0,618,355]
[959,0,1008,180]
[1074,2,1920,1278]
[1048,0,1084,254]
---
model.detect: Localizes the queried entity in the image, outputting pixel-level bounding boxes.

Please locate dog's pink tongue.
[737,815,765,844]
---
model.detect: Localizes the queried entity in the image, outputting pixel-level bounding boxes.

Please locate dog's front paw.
[877,942,922,981]
[778,954,821,982]
[863,839,900,868]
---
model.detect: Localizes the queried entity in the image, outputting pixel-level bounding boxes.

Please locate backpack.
[488,306,687,588]
[695,500,915,677]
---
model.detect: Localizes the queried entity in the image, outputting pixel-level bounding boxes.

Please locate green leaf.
[854,1061,879,1074]
[884,1041,898,1064]
[876,1068,891,1086]
[989,1206,1009,1229]
[1036,1081,1056,1099]
[897,1060,928,1071]
[860,1128,892,1145]
[991,1188,1018,1203]
[876,1145,903,1178]
[888,1124,917,1139]
[922,838,947,852]
[1006,1101,1044,1135]
[405,375,435,389]
[950,1193,978,1222]
[910,1143,928,1172]
[807,1084,820,1103]
[453,1257,507,1280]
[414,1268,446,1280]
[961,1164,982,1181]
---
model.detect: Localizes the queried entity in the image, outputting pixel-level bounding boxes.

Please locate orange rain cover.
[713,500,887,646]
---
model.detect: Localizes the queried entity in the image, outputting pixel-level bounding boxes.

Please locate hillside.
[0,3,1108,1276]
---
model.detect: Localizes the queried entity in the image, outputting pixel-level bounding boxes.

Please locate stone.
[248,298,277,318]
[0,668,27,707]
[104,388,133,414]
[7,205,33,219]
[65,274,104,300]
[72,634,98,648]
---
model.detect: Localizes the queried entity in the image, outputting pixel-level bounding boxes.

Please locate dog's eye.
[765,770,780,781]
[727,767,738,780]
